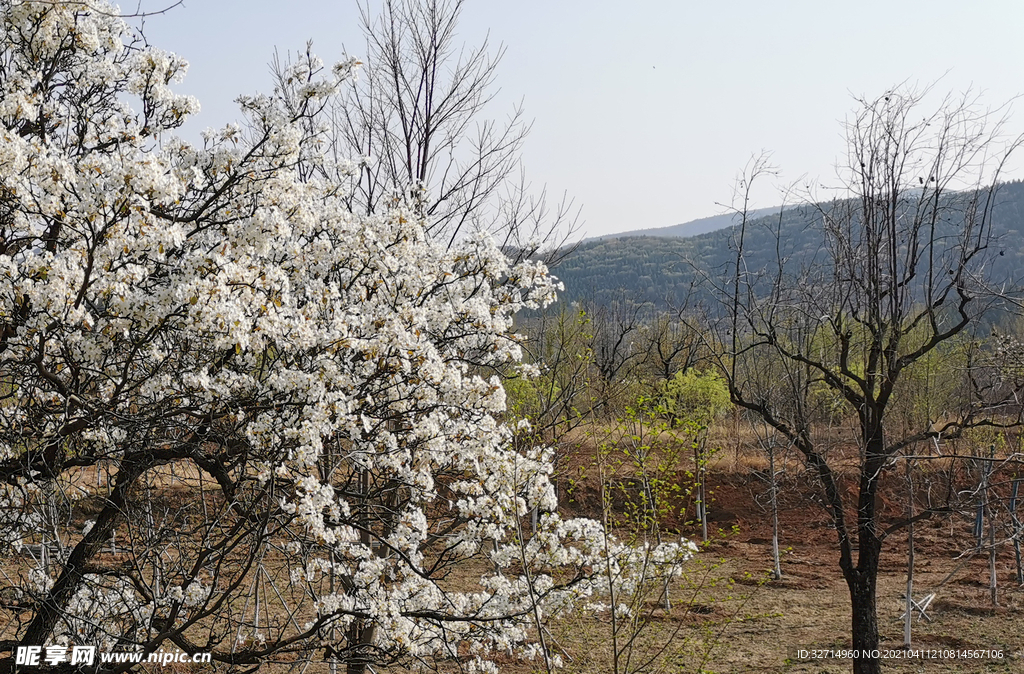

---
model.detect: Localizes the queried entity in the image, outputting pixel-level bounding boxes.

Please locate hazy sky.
[141,0,1024,238]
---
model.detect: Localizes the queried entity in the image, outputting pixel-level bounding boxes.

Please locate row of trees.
[510,90,1024,674]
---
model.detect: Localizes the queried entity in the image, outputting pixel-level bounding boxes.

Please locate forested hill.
[550,180,1024,308]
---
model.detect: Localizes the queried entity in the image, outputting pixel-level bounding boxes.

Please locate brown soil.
[532,432,1024,673]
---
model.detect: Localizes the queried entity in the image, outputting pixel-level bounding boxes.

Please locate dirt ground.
[6,432,1022,673]
[535,435,1024,674]
[681,475,1021,673]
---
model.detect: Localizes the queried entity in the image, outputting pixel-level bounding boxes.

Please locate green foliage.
[887,333,972,431]
[571,394,721,542]
[504,371,561,422]
[658,369,731,425]
[505,305,594,439]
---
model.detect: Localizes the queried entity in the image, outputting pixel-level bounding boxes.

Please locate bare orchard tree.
[584,298,651,415]
[642,300,710,383]
[712,88,1024,674]
[301,0,579,258]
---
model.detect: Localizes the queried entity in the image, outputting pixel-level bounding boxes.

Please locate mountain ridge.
[588,206,779,242]
[553,181,1024,309]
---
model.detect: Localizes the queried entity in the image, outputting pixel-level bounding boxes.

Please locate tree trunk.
[346,622,377,674]
[850,416,884,674]
[347,467,376,674]
[904,457,914,647]
[21,458,148,646]
[769,445,782,580]
[848,567,881,674]
[1011,479,1023,585]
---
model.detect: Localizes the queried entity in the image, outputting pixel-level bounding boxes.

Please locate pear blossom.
[0,2,694,671]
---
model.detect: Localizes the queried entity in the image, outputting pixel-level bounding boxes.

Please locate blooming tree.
[0,3,693,673]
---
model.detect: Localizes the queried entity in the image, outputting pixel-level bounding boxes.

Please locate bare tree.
[749,418,791,581]
[304,0,579,259]
[582,298,650,416]
[712,87,1024,674]
[642,303,709,383]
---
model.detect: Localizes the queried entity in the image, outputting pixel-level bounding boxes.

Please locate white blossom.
[0,3,696,671]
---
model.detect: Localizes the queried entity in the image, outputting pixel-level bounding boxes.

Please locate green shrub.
[658,369,731,425]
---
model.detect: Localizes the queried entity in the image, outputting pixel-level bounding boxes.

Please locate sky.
[140,0,1024,239]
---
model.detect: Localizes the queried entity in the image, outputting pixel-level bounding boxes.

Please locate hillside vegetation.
[554,180,1024,308]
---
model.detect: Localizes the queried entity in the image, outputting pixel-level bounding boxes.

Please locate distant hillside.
[552,182,1024,309]
[593,206,778,241]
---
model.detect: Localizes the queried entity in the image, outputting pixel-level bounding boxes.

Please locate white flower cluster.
[56,575,154,651]
[0,1,698,670]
